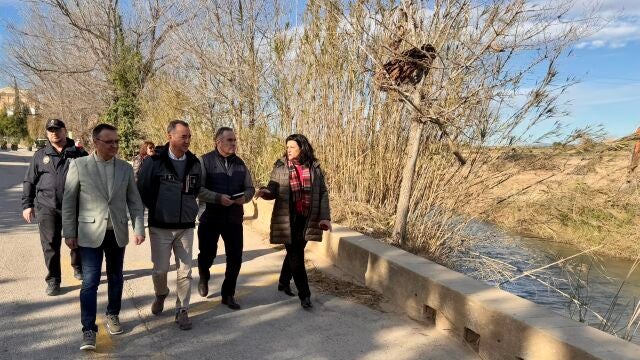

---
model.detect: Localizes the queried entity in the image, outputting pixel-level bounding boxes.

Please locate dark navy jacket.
[22,138,88,211]
[199,150,255,225]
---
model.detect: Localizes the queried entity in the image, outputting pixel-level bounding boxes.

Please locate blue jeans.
[79,230,125,332]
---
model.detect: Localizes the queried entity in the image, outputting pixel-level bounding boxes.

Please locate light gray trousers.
[149,227,194,310]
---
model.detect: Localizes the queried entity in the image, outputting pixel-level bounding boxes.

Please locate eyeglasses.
[96,138,120,146]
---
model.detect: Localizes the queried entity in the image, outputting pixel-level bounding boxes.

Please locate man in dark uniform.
[22,119,88,295]
[197,127,254,310]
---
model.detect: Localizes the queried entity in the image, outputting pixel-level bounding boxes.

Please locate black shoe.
[300,297,313,309]
[74,268,83,281]
[79,330,96,351]
[198,278,208,297]
[46,282,61,296]
[221,296,241,310]
[198,268,209,297]
[278,283,295,297]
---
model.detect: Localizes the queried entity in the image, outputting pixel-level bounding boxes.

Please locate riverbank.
[330,140,640,260]
[477,141,640,259]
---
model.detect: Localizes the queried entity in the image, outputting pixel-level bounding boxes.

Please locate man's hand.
[22,208,35,223]
[319,220,332,232]
[134,235,145,245]
[254,188,271,199]
[233,197,245,205]
[65,237,78,249]
[220,195,234,206]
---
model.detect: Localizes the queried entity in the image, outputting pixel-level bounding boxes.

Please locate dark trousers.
[197,222,244,297]
[79,231,125,332]
[37,206,81,284]
[279,215,311,300]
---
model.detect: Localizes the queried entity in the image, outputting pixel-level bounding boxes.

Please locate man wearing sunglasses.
[22,119,88,296]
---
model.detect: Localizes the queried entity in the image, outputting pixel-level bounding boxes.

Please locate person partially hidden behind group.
[255,134,331,309]
[132,140,155,180]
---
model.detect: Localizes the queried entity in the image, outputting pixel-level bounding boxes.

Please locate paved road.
[0,150,477,359]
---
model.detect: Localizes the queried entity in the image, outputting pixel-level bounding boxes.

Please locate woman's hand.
[319,220,332,232]
[254,188,271,199]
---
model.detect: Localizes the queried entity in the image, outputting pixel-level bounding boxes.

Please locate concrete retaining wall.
[244,200,639,360]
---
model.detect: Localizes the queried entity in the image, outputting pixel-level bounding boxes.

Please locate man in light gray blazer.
[62,123,145,352]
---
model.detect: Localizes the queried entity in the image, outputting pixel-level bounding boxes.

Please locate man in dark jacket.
[137,120,202,330]
[22,119,88,295]
[197,127,255,310]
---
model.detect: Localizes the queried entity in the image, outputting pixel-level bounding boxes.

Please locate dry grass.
[330,198,393,240]
[481,144,640,259]
[306,262,384,311]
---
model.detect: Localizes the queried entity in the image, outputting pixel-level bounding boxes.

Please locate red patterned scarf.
[288,159,312,216]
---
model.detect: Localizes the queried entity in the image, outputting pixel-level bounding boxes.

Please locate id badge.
[183,175,199,194]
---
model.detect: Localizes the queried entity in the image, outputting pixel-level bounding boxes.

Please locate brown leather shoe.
[151,294,167,315]
[198,268,209,297]
[221,296,241,310]
[198,278,208,297]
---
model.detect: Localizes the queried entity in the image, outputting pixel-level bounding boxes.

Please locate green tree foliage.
[13,81,28,139]
[102,16,143,159]
[0,110,28,144]
[0,110,9,138]
[0,83,29,143]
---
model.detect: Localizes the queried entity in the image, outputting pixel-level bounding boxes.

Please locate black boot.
[300,296,312,309]
[278,283,295,297]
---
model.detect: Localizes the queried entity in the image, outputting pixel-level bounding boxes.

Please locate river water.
[455,220,640,343]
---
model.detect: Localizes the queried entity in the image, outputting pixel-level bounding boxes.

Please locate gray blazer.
[62,155,145,248]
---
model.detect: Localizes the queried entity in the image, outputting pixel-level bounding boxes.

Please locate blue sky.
[1,0,639,139]
[556,45,640,138]
[552,0,640,138]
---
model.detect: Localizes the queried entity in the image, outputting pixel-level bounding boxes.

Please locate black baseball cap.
[45,119,66,130]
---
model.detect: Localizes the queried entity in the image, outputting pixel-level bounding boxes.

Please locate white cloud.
[566,0,640,49]
[571,0,640,17]
[576,19,640,49]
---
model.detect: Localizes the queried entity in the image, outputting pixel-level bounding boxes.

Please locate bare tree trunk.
[393,115,423,246]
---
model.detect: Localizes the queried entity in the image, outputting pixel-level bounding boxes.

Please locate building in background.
[0,86,38,116]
